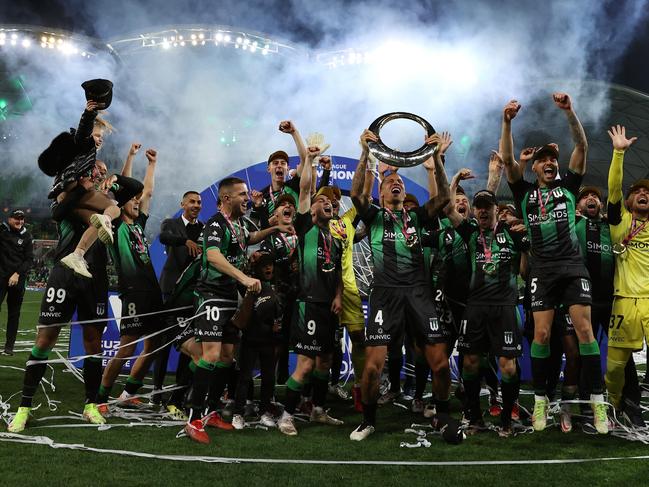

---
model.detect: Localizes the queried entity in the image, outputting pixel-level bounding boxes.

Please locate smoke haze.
[1,0,647,226]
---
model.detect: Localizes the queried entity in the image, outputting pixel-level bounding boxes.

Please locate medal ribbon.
[536,188,553,219]
[385,208,413,244]
[622,217,648,247]
[320,229,333,265]
[479,222,499,264]
[222,212,246,253]
[280,233,297,256]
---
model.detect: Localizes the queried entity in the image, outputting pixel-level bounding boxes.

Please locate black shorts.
[291,300,337,357]
[119,291,164,337]
[191,290,239,343]
[170,306,197,351]
[529,265,592,312]
[38,264,108,326]
[556,306,575,337]
[366,286,447,347]
[458,304,523,358]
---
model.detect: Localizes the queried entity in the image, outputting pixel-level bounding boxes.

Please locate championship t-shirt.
[575,216,614,302]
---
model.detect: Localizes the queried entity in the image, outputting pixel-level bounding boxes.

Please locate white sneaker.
[350,422,375,441]
[278,412,298,436]
[423,402,436,419]
[377,390,400,405]
[310,406,344,425]
[559,403,572,433]
[232,414,245,430]
[329,384,350,400]
[60,253,92,278]
[411,398,424,413]
[260,413,276,427]
[90,213,114,245]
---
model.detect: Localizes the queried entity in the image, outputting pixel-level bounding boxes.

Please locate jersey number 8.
[46,288,66,304]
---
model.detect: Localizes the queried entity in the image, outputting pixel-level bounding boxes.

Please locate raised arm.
[423,132,452,218]
[298,146,319,214]
[607,125,637,206]
[501,100,523,183]
[553,93,588,175]
[279,120,307,177]
[518,147,536,176]
[121,143,141,177]
[486,151,504,193]
[351,129,376,213]
[138,149,157,215]
[444,168,474,227]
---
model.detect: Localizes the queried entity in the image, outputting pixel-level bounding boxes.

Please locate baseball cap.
[81,79,113,109]
[315,186,341,202]
[267,150,289,165]
[626,179,649,199]
[497,203,517,214]
[10,209,25,219]
[472,189,498,208]
[532,144,559,164]
[253,252,274,268]
[577,185,603,202]
[404,193,420,207]
[275,194,296,208]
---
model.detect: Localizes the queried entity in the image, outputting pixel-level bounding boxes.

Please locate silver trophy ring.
[368,112,437,168]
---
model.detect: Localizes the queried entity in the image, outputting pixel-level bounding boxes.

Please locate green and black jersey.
[260,232,299,297]
[252,177,301,221]
[575,216,614,302]
[110,213,160,294]
[164,257,201,309]
[295,212,342,303]
[456,220,529,305]
[52,219,82,262]
[196,212,250,295]
[509,171,583,268]
[429,218,473,302]
[360,204,432,288]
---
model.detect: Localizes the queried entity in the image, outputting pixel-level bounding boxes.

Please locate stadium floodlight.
[22,38,31,48]
[224,34,231,43]
[215,32,223,42]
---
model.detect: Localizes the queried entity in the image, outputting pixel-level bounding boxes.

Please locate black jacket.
[159,216,204,295]
[0,223,34,280]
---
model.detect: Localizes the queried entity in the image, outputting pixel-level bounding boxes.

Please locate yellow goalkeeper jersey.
[330,206,359,294]
[607,149,649,298]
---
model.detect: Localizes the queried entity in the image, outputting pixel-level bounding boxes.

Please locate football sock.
[285,377,303,415]
[362,401,377,426]
[188,359,215,421]
[500,374,518,420]
[579,340,603,395]
[605,346,632,409]
[530,342,550,396]
[97,384,113,404]
[124,376,143,396]
[311,370,329,407]
[21,347,50,408]
[462,371,481,421]
[83,356,102,403]
[414,356,430,400]
[207,361,231,411]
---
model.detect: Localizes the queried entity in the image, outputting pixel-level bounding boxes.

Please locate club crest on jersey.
[552,187,564,198]
[504,331,513,345]
[429,318,439,331]
[496,233,506,244]
[581,279,590,292]
[96,303,105,316]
